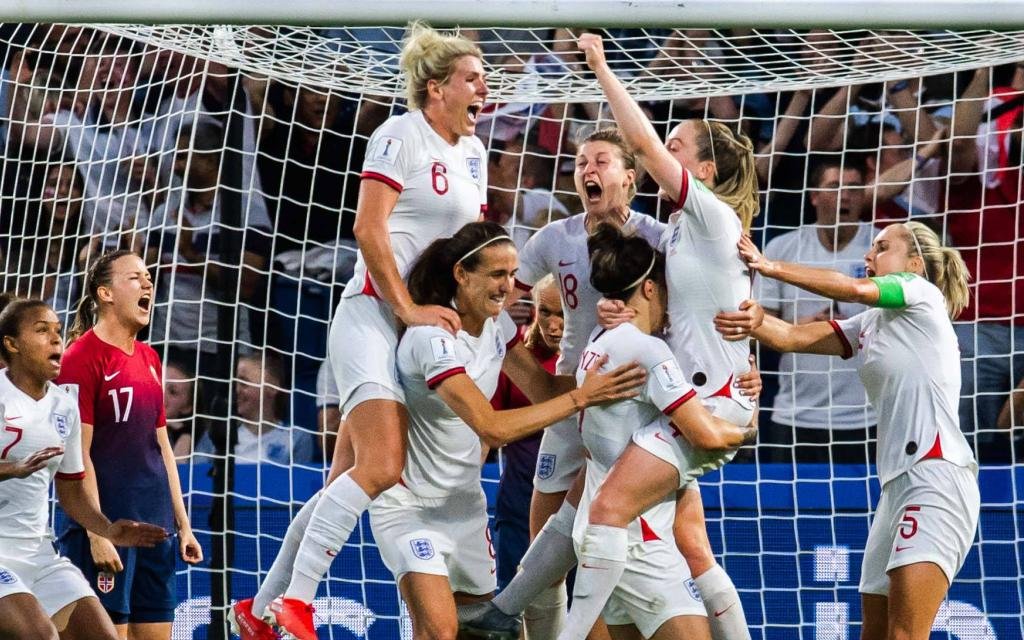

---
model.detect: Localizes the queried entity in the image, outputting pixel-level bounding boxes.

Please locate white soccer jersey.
[759,224,877,429]
[345,110,488,297]
[663,170,752,401]
[0,373,84,540]
[574,324,697,544]
[396,311,519,498]
[515,211,666,374]
[832,273,976,485]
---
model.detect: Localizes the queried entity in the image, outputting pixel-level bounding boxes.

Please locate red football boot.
[268,596,317,640]
[228,598,279,640]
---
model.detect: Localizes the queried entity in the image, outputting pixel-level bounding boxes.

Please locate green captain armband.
[870,272,915,308]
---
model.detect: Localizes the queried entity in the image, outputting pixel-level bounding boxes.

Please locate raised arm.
[578,34,685,204]
[949,66,991,177]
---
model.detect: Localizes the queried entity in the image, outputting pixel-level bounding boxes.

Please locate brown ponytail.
[67,249,134,344]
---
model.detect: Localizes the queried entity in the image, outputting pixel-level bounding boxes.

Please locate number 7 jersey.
[0,372,83,540]
[55,329,173,530]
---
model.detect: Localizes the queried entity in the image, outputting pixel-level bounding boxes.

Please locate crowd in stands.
[1,23,1024,469]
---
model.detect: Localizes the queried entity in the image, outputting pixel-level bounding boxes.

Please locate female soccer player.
[0,297,167,640]
[558,223,756,640]
[716,222,977,640]
[57,251,202,640]
[372,221,645,640]
[575,33,762,639]
[463,127,761,638]
[230,23,492,640]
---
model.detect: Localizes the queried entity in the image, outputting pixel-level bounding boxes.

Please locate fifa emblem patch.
[537,453,557,480]
[685,578,702,602]
[375,136,402,165]
[52,414,70,439]
[0,569,17,585]
[97,572,115,594]
[410,538,435,560]
[467,157,481,181]
[430,335,457,364]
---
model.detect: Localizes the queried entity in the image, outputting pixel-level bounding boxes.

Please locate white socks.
[492,500,578,616]
[284,472,371,603]
[252,492,321,617]
[557,524,627,640]
[695,564,751,640]
[523,581,568,640]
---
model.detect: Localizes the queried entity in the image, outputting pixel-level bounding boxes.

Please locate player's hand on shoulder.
[577,33,608,71]
[88,534,124,573]
[105,519,170,548]
[596,297,636,329]
[179,527,203,564]
[399,303,461,335]
[0,446,64,481]
[576,354,646,406]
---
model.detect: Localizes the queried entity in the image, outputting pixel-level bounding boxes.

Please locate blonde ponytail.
[904,221,971,319]
[695,120,760,232]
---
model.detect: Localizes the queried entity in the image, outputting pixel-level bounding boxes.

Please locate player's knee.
[352,452,405,495]
[587,491,630,528]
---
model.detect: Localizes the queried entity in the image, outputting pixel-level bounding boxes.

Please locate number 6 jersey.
[55,329,173,530]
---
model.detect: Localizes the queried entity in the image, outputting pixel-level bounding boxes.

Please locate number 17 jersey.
[55,329,172,530]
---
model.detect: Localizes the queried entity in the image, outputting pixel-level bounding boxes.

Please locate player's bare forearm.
[352,179,413,317]
[156,427,190,532]
[768,261,879,306]
[501,342,566,403]
[55,478,113,536]
[754,315,846,357]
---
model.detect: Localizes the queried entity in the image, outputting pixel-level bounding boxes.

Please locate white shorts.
[581,537,705,637]
[330,294,405,417]
[534,415,584,494]
[632,398,742,490]
[0,538,93,616]
[369,484,496,596]
[860,460,980,596]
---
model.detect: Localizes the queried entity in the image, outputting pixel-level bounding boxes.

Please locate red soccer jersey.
[56,329,173,528]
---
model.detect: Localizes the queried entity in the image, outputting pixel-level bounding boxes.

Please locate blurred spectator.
[492,275,562,589]
[165,358,199,459]
[147,120,270,379]
[942,66,1024,454]
[315,354,342,461]
[756,157,877,464]
[231,351,315,464]
[487,137,568,248]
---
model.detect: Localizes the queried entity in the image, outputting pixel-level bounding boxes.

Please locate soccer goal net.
[0,20,1021,639]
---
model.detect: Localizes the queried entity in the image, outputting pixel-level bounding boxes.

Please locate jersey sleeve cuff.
[662,389,697,415]
[514,279,533,293]
[55,471,86,480]
[427,367,467,389]
[674,169,690,210]
[361,171,404,193]
[828,319,854,359]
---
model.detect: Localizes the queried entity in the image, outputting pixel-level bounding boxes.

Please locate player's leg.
[673,487,750,640]
[0,592,59,640]
[886,562,948,640]
[604,625,643,640]
[560,445,678,640]
[648,615,712,640]
[402,573,460,640]
[860,594,888,640]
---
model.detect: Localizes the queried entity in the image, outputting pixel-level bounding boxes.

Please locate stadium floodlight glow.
[4,0,1024,28]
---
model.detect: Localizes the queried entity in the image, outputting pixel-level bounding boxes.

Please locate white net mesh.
[1,23,1021,639]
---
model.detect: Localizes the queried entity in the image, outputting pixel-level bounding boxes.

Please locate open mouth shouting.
[584,179,603,204]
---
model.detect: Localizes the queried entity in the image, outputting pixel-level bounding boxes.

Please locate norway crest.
[410,538,435,560]
[97,572,115,593]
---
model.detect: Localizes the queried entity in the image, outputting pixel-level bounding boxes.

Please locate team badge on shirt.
[537,453,556,480]
[373,137,403,165]
[52,413,69,439]
[494,333,506,359]
[653,359,685,391]
[0,569,17,585]
[684,578,703,602]
[409,538,435,560]
[466,157,481,181]
[430,336,457,364]
[97,572,115,593]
